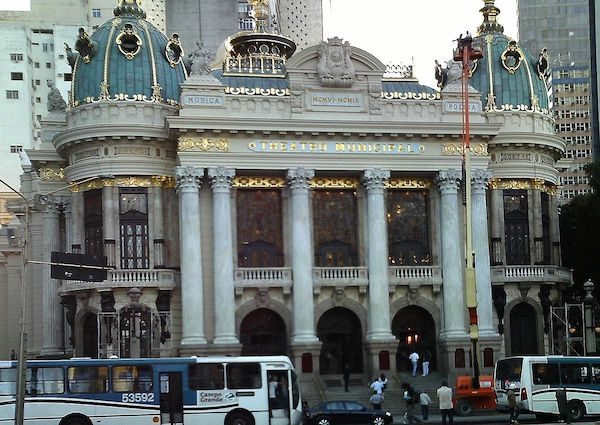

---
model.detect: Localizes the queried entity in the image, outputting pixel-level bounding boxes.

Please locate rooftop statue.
[47,81,67,112]
[187,41,215,80]
[74,27,96,63]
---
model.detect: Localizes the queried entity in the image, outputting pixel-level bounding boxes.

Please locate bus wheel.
[455,400,473,416]
[568,400,585,421]
[225,411,255,425]
[60,414,92,425]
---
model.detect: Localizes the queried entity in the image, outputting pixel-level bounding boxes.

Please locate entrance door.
[317,307,363,374]
[392,306,437,372]
[510,303,539,355]
[240,309,287,355]
[160,372,184,425]
[267,370,291,425]
[82,313,98,358]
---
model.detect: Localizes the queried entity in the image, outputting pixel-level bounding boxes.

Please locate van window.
[189,363,224,390]
[226,363,261,389]
[495,358,523,390]
[560,364,590,384]
[0,369,16,395]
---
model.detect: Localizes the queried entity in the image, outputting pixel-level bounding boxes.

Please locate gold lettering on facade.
[386,178,433,189]
[442,142,488,156]
[489,178,557,195]
[178,137,230,152]
[72,175,176,192]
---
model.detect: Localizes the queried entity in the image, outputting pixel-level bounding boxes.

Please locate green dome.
[469,0,551,115]
[70,0,186,107]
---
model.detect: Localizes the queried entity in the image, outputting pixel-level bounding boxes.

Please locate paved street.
[391,413,600,424]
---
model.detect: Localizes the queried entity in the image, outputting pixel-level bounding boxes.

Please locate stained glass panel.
[84,189,103,257]
[504,190,530,265]
[387,190,431,265]
[236,189,283,267]
[119,188,149,269]
[313,190,357,266]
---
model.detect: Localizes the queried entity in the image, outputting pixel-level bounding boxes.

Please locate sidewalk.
[392,412,534,424]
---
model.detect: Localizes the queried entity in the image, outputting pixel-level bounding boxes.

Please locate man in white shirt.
[409,351,419,377]
[436,380,454,425]
[370,378,384,394]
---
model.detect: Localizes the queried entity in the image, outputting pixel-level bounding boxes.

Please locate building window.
[35,79,40,85]
[239,18,254,30]
[504,190,530,265]
[10,72,23,80]
[42,43,49,52]
[387,190,431,265]
[313,190,358,267]
[84,189,104,257]
[6,90,19,99]
[35,97,41,103]
[92,8,101,17]
[10,145,23,153]
[46,62,51,69]
[236,189,283,267]
[119,188,149,269]
[34,62,39,68]
[64,73,72,81]
[9,53,23,61]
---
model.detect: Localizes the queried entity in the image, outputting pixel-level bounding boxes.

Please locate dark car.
[305,400,393,425]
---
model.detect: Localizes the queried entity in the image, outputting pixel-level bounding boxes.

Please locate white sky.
[323,0,518,88]
[0,0,30,11]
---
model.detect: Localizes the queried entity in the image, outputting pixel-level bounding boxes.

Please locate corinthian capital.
[437,169,462,193]
[175,166,203,193]
[41,195,62,215]
[471,169,493,192]
[287,168,314,191]
[362,168,390,191]
[208,166,235,192]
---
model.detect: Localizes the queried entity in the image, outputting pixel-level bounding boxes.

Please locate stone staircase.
[301,372,446,419]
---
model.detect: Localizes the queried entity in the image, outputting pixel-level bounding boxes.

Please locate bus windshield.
[495,357,523,390]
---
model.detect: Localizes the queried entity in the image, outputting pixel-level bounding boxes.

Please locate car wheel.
[568,400,585,421]
[455,400,473,416]
[315,416,331,425]
[372,416,386,425]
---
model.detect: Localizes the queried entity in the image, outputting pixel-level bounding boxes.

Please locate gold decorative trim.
[72,175,175,192]
[489,178,557,195]
[116,23,142,60]
[310,177,359,189]
[233,176,286,188]
[381,91,440,100]
[386,178,433,189]
[442,143,488,156]
[40,168,65,181]
[178,137,229,152]
[500,41,523,74]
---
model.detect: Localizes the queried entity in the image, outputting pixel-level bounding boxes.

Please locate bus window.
[532,363,559,385]
[189,363,224,390]
[592,365,600,384]
[0,368,16,395]
[560,364,590,384]
[226,363,261,389]
[112,365,153,392]
[27,367,64,394]
[495,357,523,389]
[68,366,109,393]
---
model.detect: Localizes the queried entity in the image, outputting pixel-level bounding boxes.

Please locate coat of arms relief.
[317,37,356,88]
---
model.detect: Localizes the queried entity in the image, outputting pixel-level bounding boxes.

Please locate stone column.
[437,170,468,338]
[362,169,393,341]
[531,189,543,263]
[549,193,560,265]
[70,191,83,253]
[152,186,165,267]
[471,169,496,336]
[176,166,207,347]
[102,186,116,267]
[40,198,63,355]
[287,168,318,344]
[63,200,73,253]
[208,166,239,346]
[489,188,504,265]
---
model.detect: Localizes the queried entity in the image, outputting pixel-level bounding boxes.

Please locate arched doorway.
[82,312,98,358]
[240,308,287,355]
[510,302,539,355]
[317,307,363,374]
[392,306,437,372]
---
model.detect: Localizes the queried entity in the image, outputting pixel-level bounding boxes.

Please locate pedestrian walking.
[437,379,454,425]
[401,382,423,424]
[409,351,419,377]
[421,349,431,376]
[342,363,350,392]
[419,389,431,421]
[370,392,384,410]
[379,373,388,392]
[10,349,16,360]
[556,387,570,424]
[370,377,384,394]
[507,384,519,424]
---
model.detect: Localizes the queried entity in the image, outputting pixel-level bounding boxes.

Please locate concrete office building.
[518,0,593,202]
[0,0,572,403]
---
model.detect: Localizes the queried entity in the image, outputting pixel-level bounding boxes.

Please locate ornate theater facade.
[0,0,571,381]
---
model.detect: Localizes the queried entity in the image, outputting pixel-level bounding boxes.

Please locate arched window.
[84,189,103,257]
[504,190,530,265]
[119,188,149,269]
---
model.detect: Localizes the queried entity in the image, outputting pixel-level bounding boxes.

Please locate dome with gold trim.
[69,0,187,107]
[439,0,552,115]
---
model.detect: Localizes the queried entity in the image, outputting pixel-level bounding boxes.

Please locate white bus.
[0,355,302,425]
[495,355,600,421]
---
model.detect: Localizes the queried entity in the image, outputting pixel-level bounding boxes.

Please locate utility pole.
[454,32,483,388]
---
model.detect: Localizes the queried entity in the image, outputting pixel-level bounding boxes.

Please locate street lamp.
[453,32,483,388]
[0,174,113,425]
